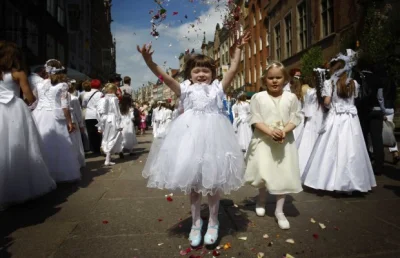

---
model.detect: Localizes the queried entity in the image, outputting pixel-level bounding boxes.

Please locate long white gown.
[0,72,56,206]
[69,93,86,168]
[293,99,305,146]
[97,94,123,154]
[302,80,376,192]
[33,80,81,182]
[143,80,245,196]
[121,107,137,151]
[232,102,253,152]
[297,88,326,176]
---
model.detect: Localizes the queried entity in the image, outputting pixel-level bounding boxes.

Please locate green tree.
[300,47,323,84]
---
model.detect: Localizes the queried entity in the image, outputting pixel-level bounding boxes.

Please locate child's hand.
[271,129,283,142]
[137,43,154,63]
[237,31,251,48]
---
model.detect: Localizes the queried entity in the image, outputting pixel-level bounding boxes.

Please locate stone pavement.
[1,133,400,258]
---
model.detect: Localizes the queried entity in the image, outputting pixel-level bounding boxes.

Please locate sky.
[111,0,227,90]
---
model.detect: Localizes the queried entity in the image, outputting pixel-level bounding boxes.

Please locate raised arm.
[221,31,251,91]
[137,44,181,96]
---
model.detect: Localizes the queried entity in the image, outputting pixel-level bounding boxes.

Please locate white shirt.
[81,88,103,120]
[120,84,133,96]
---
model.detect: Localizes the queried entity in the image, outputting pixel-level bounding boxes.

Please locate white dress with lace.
[232,102,253,152]
[302,80,376,192]
[0,72,56,206]
[69,93,86,168]
[142,80,245,196]
[97,94,124,154]
[33,79,81,182]
[121,107,137,151]
[297,88,326,176]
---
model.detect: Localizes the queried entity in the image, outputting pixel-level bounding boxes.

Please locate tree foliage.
[300,47,324,83]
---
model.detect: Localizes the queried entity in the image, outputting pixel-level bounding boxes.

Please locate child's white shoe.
[275,212,290,229]
[255,203,266,217]
[104,162,116,166]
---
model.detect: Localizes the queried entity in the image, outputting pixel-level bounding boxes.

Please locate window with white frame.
[253,66,257,83]
[321,0,334,37]
[253,41,256,55]
[284,13,292,58]
[47,0,56,16]
[297,2,308,51]
[274,23,281,61]
[253,14,256,26]
[259,36,262,53]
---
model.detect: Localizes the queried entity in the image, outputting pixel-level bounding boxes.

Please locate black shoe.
[119,152,124,159]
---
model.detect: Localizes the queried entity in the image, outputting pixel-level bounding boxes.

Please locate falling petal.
[158,243,164,246]
[319,223,326,229]
[263,234,269,239]
[257,252,265,258]
[285,238,295,244]
[312,233,319,239]
[310,218,316,223]
[238,236,247,240]
[102,220,109,224]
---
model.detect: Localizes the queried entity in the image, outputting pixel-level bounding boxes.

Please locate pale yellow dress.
[244,91,303,194]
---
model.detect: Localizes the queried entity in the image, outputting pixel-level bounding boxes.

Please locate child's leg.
[189,191,202,246]
[204,191,220,244]
[104,152,115,165]
[275,195,290,229]
[256,187,267,216]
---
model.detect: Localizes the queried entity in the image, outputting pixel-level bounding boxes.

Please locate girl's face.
[190,66,212,84]
[265,67,285,96]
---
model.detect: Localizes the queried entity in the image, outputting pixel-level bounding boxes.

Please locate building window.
[58,6,65,26]
[253,41,256,55]
[297,1,308,51]
[284,13,292,58]
[253,66,257,84]
[26,19,39,56]
[46,34,56,59]
[274,23,281,61]
[321,0,334,37]
[47,0,56,16]
[58,42,65,63]
[253,14,256,26]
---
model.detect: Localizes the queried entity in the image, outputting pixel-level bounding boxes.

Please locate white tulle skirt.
[0,97,56,206]
[32,109,81,182]
[142,110,245,196]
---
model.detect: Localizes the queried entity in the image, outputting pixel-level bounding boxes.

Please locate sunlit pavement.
[1,133,400,258]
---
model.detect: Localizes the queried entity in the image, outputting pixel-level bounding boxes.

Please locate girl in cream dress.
[245,62,302,230]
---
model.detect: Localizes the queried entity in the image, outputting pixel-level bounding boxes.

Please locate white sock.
[275,195,286,215]
[190,191,202,237]
[206,191,220,235]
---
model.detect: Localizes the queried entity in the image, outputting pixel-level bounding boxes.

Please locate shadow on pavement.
[0,155,113,258]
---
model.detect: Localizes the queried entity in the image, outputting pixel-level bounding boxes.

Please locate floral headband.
[45,59,65,75]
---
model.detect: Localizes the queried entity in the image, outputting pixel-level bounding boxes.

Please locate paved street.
[1,133,400,258]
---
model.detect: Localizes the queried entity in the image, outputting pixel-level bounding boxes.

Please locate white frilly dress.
[33,80,81,182]
[302,80,376,192]
[297,88,326,176]
[232,102,253,152]
[69,93,86,168]
[97,94,123,154]
[244,91,303,194]
[142,80,245,196]
[0,72,56,206]
[121,107,137,151]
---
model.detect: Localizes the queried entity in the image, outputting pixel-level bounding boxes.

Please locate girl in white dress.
[302,54,376,193]
[0,41,56,208]
[33,59,81,183]
[297,69,328,176]
[97,83,124,166]
[244,61,302,230]
[120,93,137,155]
[138,31,250,247]
[232,93,252,153]
[291,77,309,145]
[68,83,86,168]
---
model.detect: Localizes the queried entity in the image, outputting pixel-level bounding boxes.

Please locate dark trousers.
[359,110,384,173]
[85,119,102,154]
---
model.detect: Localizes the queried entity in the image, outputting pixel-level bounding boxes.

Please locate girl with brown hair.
[0,41,55,208]
[301,51,376,194]
[32,59,81,183]
[138,31,250,247]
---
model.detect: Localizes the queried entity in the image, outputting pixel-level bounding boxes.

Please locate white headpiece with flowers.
[44,59,65,75]
[329,49,358,85]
